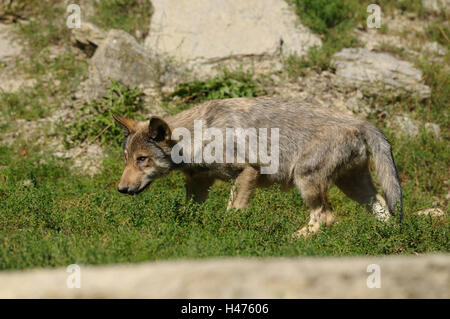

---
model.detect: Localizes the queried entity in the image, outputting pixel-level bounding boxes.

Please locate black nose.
[118,186,128,194]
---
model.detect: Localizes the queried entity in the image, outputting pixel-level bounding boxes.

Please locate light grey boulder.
[145,0,321,74]
[82,29,158,101]
[332,48,431,99]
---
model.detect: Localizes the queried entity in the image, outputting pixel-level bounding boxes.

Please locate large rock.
[82,29,158,101]
[0,255,448,298]
[331,48,431,99]
[145,0,321,72]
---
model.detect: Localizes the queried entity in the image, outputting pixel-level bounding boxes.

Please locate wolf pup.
[113,97,402,237]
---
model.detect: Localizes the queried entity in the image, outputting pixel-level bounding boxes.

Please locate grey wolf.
[113,97,402,237]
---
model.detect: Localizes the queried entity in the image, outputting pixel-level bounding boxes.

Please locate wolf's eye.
[137,156,147,162]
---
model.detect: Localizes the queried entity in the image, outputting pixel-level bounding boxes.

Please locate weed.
[90,0,153,39]
[291,0,360,35]
[64,79,145,147]
[425,22,450,49]
[285,0,363,77]
[393,0,427,17]
[169,70,265,113]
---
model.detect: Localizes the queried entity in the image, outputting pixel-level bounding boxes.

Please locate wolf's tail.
[362,124,403,218]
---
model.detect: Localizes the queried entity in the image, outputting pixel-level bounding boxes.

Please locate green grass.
[90,0,153,39]
[168,69,265,113]
[291,0,361,35]
[425,22,450,49]
[0,142,448,270]
[64,79,145,147]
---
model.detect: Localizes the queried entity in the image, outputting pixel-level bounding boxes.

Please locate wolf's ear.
[112,114,136,136]
[149,116,171,142]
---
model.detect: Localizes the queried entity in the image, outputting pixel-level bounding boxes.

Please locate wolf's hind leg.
[185,174,215,204]
[227,166,259,210]
[292,176,334,238]
[335,164,390,221]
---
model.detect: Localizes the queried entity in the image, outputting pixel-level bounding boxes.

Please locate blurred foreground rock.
[0,255,448,298]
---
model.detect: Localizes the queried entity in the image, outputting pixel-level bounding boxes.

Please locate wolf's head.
[113,115,175,195]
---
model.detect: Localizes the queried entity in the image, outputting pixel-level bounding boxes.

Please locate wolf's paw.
[291,223,320,239]
[372,194,390,222]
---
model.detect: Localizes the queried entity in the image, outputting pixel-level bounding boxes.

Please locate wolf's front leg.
[185,174,215,204]
[227,166,259,210]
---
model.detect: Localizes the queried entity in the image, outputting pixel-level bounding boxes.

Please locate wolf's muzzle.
[118,186,129,194]
[118,180,152,195]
